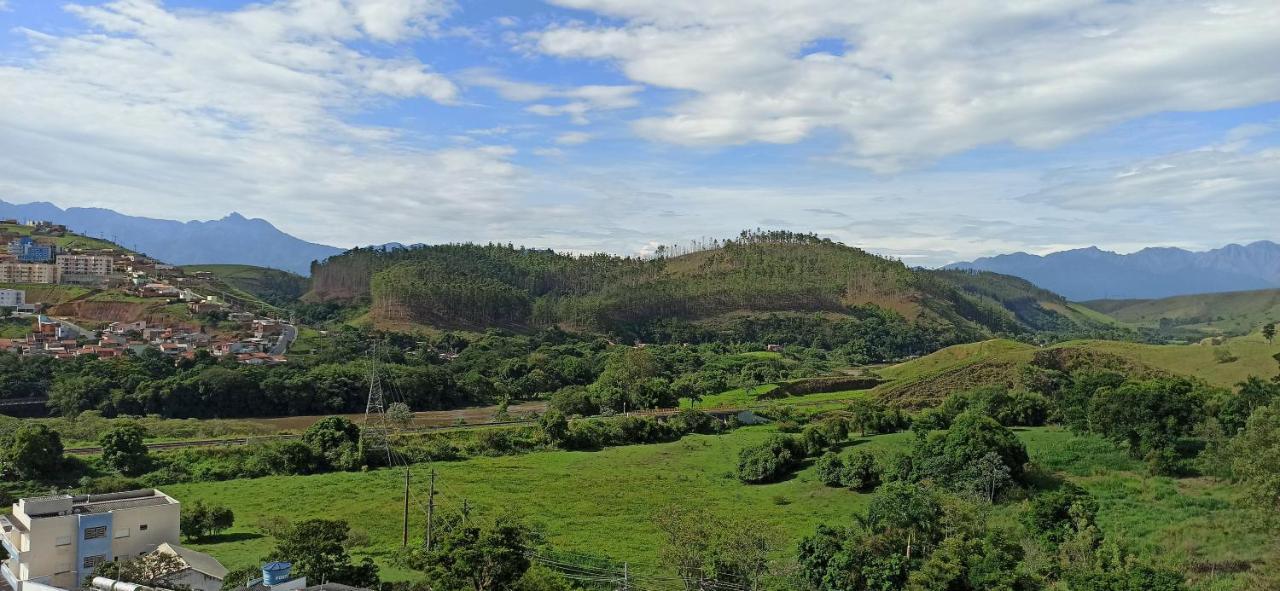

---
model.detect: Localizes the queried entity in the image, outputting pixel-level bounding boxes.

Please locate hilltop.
[308,230,1114,340]
[870,335,1280,408]
[947,241,1280,300]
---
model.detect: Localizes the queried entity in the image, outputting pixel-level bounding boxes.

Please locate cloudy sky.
[0,0,1278,265]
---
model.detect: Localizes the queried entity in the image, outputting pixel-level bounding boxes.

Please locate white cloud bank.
[532,0,1280,171]
[0,0,531,245]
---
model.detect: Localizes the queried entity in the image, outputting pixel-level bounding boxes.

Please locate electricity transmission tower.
[359,352,393,465]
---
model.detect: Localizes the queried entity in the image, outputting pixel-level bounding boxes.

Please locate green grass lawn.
[163,426,1268,588]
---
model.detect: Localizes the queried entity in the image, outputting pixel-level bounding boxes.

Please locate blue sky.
[0,0,1277,265]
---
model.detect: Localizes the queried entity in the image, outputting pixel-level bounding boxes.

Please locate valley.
[3,226,1279,591]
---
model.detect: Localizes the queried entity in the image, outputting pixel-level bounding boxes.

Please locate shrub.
[670,409,720,435]
[537,409,569,446]
[841,449,881,491]
[775,420,801,433]
[737,434,804,484]
[800,424,831,456]
[815,452,845,487]
[914,412,1029,496]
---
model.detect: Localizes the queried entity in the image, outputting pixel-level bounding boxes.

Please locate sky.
[0,0,1278,266]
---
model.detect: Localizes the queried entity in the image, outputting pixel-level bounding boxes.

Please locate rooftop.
[18,489,175,519]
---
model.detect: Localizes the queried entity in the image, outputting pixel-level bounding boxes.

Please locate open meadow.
[164,424,1269,589]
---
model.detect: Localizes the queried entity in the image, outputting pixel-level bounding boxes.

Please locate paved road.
[53,316,93,339]
[269,323,297,355]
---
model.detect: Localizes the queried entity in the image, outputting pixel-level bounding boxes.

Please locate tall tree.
[99,422,150,476]
[2,423,63,481]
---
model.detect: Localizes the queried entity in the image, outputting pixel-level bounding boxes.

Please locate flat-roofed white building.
[0,288,34,311]
[1,489,182,591]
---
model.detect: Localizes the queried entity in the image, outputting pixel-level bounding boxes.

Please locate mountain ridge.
[946,241,1280,300]
[0,199,343,275]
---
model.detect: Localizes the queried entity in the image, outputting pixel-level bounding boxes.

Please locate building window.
[139,524,148,531]
[83,555,106,570]
[83,526,108,540]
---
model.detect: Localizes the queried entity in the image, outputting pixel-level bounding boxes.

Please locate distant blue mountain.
[0,200,342,275]
[946,242,1280,300]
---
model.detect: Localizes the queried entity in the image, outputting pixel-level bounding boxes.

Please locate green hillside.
[871,335,1280,407]
[1082,288,1280,336]
[308,231,1113,340]
[183,264,309,309]
[0,221,131,252]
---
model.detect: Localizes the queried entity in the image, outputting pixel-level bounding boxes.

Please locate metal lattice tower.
[360,354,393,465]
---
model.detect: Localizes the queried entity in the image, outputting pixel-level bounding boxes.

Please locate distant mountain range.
[0,200,342,275]
[946,241,1280,300]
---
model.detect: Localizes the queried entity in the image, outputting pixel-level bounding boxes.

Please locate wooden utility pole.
[401,468,410,547]
[425,468,436,551]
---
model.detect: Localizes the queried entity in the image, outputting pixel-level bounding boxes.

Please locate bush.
[537,410,569,446]
[737,434,805,484]
[841,449,881,491]
[913,412,1029,496]
[670,409,720,435]
[181,499,234,540]
[800,424,831,456]
[815,452,845,487]
[775,420,801,433]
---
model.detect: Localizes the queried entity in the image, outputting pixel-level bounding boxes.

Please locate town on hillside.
[0,220,292,364]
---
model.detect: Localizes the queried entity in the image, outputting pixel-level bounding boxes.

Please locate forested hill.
[307,230,1109,339]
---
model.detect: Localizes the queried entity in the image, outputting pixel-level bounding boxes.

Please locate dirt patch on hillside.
[49,301,174,324]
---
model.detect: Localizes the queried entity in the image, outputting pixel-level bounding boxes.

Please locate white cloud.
[532,0,1280,170]
[1024,144,1280,215]
[0,0,546,246]
[462,69,642,124]
[554,131,593,145]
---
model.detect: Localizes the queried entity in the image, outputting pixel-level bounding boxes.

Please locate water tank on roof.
[262,562,293,586]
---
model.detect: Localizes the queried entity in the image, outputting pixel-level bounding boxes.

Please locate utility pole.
[402,468,410,547]
[622,562,629,591]
[425,468,436,551]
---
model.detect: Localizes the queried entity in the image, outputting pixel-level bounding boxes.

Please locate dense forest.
[309,230,1116,339]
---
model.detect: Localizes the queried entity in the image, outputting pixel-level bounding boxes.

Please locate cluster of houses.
[0,312,289,365]
[0,220,120,286]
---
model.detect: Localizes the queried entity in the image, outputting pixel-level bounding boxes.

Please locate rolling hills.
[1082,288,1280,336]
[307,230,1114,339]
[869,335,1280,408]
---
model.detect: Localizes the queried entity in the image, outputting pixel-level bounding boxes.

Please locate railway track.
[63,396,854,456]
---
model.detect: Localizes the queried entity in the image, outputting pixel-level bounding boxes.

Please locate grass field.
[163,426,1268,589]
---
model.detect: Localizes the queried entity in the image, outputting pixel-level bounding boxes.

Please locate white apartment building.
[0,288,34,311]
[0,262,58,284]
[55,255,115,284]
[1,490,182,591]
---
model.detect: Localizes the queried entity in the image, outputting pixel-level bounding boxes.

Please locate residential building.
[0,489,183,591]
[253,320,282,339]
[55,255,115,284]
[0,288,35,312]
[8,237,54,263]
[0,262,58,284]
[151,543,228,591]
